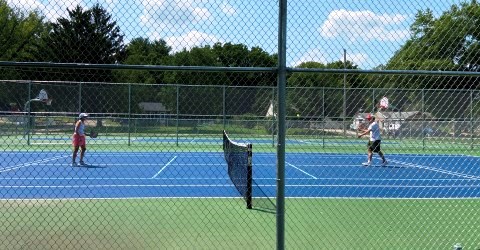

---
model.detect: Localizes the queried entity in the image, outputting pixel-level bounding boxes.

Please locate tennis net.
[222,130,253,209]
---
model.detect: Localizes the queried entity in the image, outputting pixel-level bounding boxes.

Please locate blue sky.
[11,0,463,69]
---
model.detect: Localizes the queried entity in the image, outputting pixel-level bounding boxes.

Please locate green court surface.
[0,199,478,249]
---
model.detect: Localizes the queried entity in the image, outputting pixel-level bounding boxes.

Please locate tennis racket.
[357,122,369,132]
[86,131,98,138]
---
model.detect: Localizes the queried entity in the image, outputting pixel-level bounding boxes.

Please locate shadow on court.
[74,165,107,169]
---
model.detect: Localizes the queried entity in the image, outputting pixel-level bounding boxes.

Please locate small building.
[134,102,170,126]
[138,102,169,113]
[351,111,433,134]
[377,111,433,134]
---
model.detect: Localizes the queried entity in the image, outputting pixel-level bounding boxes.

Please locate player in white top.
[358,114,387,166]
[72,113,88,166]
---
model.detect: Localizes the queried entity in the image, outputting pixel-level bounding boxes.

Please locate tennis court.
[2,149,479,200]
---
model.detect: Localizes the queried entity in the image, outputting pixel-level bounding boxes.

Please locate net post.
[246,143,253,209]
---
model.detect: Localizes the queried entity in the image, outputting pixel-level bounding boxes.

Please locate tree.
[39,4,126,113]
[0,0,47,109]
[0,0,46,62]
[117,37,171,84]
[41,4,125,82]
[287,61,362,118]
[162,46,225,115]
[387,0,480,89]
[212,43,276,87]
[115,38,172,113]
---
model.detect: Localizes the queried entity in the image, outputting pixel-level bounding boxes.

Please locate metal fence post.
[471,89,474,150]
[128,83,131,146]
[322,87,325,148]
[176,85,179,147]
[422,89,425,150]
[272,87,276,147]
[26,81,32,146]
[223,85,226,130]
[78,82,82,112]
[277,0,287,248]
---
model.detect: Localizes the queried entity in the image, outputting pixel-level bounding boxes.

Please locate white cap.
[79,113,88,118]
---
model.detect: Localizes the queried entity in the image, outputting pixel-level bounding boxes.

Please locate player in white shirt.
[358,114,387,166]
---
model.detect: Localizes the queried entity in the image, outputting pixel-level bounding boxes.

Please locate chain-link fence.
[1,0,480,249]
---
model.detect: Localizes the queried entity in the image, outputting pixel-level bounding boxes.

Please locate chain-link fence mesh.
[1,0,480,249]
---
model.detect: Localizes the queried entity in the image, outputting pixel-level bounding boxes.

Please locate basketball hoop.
[43,99,53,106]
[38,89,52,105]
[24,89,53,111]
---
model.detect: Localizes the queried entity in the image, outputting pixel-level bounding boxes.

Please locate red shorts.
[72,134,86,147]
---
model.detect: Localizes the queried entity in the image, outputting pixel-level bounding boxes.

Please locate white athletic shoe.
[362,162,371,166]
[381,161,388,166]
[79,161,86,166]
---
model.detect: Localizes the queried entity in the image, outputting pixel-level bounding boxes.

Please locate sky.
[9,0,464,69]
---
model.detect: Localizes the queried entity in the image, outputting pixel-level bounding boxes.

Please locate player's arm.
[358,128,371,138]
[73,120,81,134]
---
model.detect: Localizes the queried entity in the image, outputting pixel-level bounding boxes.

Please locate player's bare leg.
[363,149,373,166]
[79,147,86,165]
[72,146,79,166]
[378,151,387,166]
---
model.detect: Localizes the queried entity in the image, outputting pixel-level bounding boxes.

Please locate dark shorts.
[367,140,381,152]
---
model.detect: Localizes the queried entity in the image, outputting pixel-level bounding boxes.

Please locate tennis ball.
[296,114,300,117]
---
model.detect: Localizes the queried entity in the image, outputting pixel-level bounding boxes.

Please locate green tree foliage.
[382,1,480,117]
[41,4,125,83]
[0,0,45,62]
[287,61,362,117]
[38,4,126,113]
[212,42,276,86]
[117,38,172,113]
[0,0,47,108]
[387,0,480,89]
[156,43,276,115]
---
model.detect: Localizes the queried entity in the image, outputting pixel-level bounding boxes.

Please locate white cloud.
[192,7,211,21]
[291,48,327,67]
[320,9,409,42]
[8,0,83,22]
[140,0,212,29]
[7,0,42,11]
[220,2,236,15]
[345,52,368,66]
[163,30,223,52]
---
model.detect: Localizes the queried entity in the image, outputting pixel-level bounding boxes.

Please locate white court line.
[0,177,476,181]
[389,159,480,180]
[0,155,69,173]
[286,161,317,179]
[0,177,232,180]
[297,140,311,144]
[0,196,477,201]
[283,164,392,167]
[37,163,228,167]
[151,156,177,179]
[0,184,235,188]
[1,184,479,189]
[17,163,276,167]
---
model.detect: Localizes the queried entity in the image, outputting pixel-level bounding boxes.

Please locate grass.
[0,198,478,249]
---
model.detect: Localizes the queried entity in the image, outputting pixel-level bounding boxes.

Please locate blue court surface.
[0,151,479,199]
